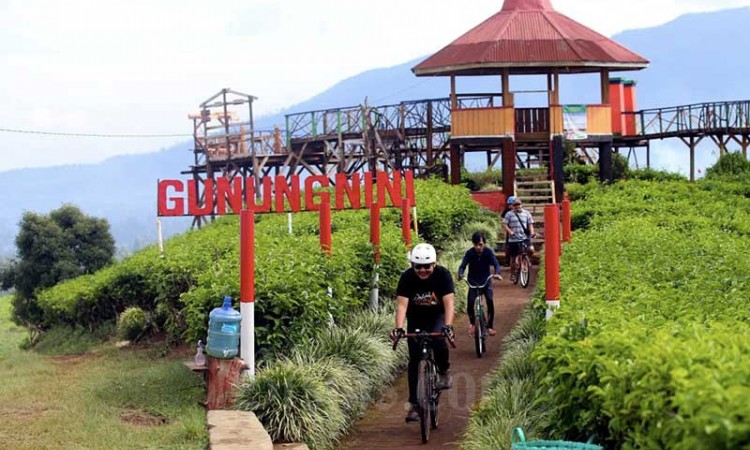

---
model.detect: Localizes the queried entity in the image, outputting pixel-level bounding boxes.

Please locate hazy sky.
[1,0,749,172]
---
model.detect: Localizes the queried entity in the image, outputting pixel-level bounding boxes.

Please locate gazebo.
[412,0,649,194]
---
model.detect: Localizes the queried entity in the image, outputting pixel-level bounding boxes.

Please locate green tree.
[1,204,115,328]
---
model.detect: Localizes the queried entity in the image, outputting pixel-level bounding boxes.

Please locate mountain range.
[2,7,749,257]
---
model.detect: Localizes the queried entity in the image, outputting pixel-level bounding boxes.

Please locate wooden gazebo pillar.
[449,75,461,184]
[502,139,516,196]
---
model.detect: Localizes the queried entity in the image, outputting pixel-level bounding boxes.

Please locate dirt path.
[340,267,536,449]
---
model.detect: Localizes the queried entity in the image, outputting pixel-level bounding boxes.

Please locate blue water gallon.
[206,295,241,359]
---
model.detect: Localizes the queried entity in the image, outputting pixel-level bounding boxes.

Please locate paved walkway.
[340,267,536,449]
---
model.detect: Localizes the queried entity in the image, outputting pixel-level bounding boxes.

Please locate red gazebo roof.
[413,0,649,76]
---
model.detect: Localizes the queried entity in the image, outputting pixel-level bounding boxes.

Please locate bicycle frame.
[392,331,455,443]
[463,275,493,357]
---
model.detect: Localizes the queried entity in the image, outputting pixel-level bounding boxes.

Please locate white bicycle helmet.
[410,243,437,264]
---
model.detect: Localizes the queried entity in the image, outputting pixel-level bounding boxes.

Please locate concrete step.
[208,410,273,450]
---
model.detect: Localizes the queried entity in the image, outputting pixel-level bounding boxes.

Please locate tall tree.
[1,204,115,327]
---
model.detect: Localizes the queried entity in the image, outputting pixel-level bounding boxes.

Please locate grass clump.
[117,306,148,341]
[236,359,346,449]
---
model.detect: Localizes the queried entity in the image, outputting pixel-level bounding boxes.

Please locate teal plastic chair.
[511,428,602,450]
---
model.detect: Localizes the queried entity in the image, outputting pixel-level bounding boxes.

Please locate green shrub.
[411,177,483,245]
[563,164,597,184]
[461,168,503,192]
[612,152,630,180]
[706,151,750,178]
[629,167,686,182]
[118,306,148,341]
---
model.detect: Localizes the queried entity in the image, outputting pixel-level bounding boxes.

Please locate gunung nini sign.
[157,170,415,216]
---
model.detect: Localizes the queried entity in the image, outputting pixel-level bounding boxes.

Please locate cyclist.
[390,243,456,423]
[457,232,502,337]
[503,196,535,283]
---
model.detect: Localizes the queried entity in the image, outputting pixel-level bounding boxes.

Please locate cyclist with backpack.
[503,196,536,283]
[390,243,456,423]
[457,232,502,337]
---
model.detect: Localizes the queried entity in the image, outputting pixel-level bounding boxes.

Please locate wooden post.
[450,76,457,110]
[690,136,696,182]
[206,357,249,410]
[450,143,461,185]
[598,140,613,184]
[502,138,516,197]
[600,69,610,105]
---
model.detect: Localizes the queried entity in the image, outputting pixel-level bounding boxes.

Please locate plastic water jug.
[206,295,241,359]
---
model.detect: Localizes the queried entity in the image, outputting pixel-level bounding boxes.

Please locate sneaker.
[487,328,497,336]
[468,324,475,336]
[436,372,453,390]
[405,403,419,423]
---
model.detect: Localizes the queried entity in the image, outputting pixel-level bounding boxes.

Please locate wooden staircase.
[515,174,554,253]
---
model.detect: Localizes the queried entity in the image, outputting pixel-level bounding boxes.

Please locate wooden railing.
[586,105,612,135]
[625,100,750,137]
[451,107,515,138]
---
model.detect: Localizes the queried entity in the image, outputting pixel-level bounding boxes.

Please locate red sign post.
[239,209,255,374]
[544,204,561,319]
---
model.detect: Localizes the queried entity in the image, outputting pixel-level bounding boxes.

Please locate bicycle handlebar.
[391,331,457,350]
[462,274,496,290]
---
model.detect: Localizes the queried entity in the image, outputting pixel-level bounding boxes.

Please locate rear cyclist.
[502,196,535,282]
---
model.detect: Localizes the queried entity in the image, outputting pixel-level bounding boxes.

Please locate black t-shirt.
[396,265,454,332]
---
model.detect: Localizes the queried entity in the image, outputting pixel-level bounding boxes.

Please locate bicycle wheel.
[520,254,531,288]
[478,315,488,357]
[430,373,440,429]
[512,256,520,285]
[417,360,431,443]
[474,298,485,358]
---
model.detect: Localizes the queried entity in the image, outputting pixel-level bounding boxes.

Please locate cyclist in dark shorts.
[502,196,535,283]
[390,243,456,423]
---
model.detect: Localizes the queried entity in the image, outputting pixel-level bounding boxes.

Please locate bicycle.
[392,330,456,444]
[512,234,536,289]
[462,275,495,358]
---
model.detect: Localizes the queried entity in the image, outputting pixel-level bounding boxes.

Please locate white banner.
[563,105,588,140]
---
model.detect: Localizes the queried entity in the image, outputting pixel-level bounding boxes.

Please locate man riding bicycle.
[390,243,456,423]
[502,196,536,283]
[457,232,502,337]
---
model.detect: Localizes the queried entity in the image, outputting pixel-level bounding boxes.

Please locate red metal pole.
[370,201,381,263]
[401,196,411,248]
[544,204,560,302]
[240,209,255,303]
[320,198,332,257]
[562,199,571,242]
[239,209,255,375]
